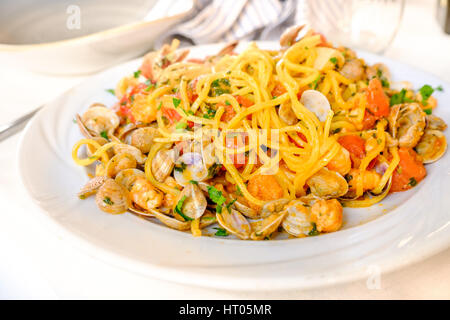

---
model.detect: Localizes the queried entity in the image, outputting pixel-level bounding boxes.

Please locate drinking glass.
[304,0,405,53]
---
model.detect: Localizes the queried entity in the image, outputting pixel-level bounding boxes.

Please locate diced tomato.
[162,107,182,124]
[271,83,287,98]
[186,79,199,103]
[187,121,195,128]
[362,110,378,130]
[390,147,426,192]
[338,135,366,159]
[235,95,254,108]
[366,78,389,118]
[220,103,237,122]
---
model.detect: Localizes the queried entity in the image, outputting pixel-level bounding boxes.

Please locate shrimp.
[310,199,343,233]
[162,177,179,209]
[130,177,163,210]
[247,174,283,210]
[326,147,351,176]
[347,169,381,191]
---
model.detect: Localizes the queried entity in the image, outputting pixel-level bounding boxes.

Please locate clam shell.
[95,179,130,214]
[216,208,251,240]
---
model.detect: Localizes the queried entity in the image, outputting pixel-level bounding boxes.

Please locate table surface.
[1,0,450,299]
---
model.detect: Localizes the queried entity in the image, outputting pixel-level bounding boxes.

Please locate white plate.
[18,42,450,291]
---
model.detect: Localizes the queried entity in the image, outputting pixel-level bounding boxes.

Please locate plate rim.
[16,41,450,291]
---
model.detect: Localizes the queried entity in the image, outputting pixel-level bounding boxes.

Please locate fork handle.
[0,107,41,142]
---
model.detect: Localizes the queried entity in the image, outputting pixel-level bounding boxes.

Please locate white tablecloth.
[1,0,449,299]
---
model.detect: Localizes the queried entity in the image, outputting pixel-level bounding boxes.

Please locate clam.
[278,101,297,125]
[365,63,391,82]
[115,168,146,191]
[199,210,217,229]
[426,115,447,131]
[173,183,207,221]
[300,90,331,122]
[281,200,314,237]
[279,24,306,47]
[261,198,290,216]
[340,59,364,81]
[95,178,130,214]
[388,103,426,148]
[173,152,209,186]
[134,207,191,231]
[216,208,252,240]
[152,148,175,182]
[105,152,137,178]
[130,127,159,153]
[415,129,447,164]
[113,143,147,164]
[78,176,108,199]
[250,211,287,240]
[233,200,259,219]
[306,167,348,199]
[80,106,120,138]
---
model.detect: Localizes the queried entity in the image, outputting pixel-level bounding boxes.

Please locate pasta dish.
[72,26,447,240]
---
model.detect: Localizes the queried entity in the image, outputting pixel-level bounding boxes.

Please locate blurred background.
[1,0,450,299]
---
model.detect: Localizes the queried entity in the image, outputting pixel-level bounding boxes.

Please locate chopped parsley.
[157,101,163,110]
[390,89,413,106]
[235,185,243,196]
[424,108,432,115]
[225,100,231,105]
[207,162,221,178]
[175,122,188,130]
[408,177,417,187]
[105,89,115,95]
[174,195,193,221]
[189,180,198,185]
[203,107,216,119]
[225,199,237,213]
[133,70,141,78]
[419,84,434,106]
[172,97,181,108]
[100,130,109,140]
[332,127,342,134]
[436,85,443,92]
[207,185,227,207]
[103,197,114,206]
[174,162,187,172]
[214,227,229,237]
[310,75,322,90]
[329,57,338,65]
[308,223,320,236]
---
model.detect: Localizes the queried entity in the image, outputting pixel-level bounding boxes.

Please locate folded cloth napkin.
[155,0,304,47]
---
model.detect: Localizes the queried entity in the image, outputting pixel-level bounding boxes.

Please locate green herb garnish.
[419,84,434,106]
[100,130,109,140]
[214,227,229,237]
[133,70,141,78]
[308,223,320,236]
[103,197,114,206]
[408,177,417,187]
[106,89,115,95]
[173,98,181,108]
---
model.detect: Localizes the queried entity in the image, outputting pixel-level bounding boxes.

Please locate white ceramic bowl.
[0,0,193,75]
